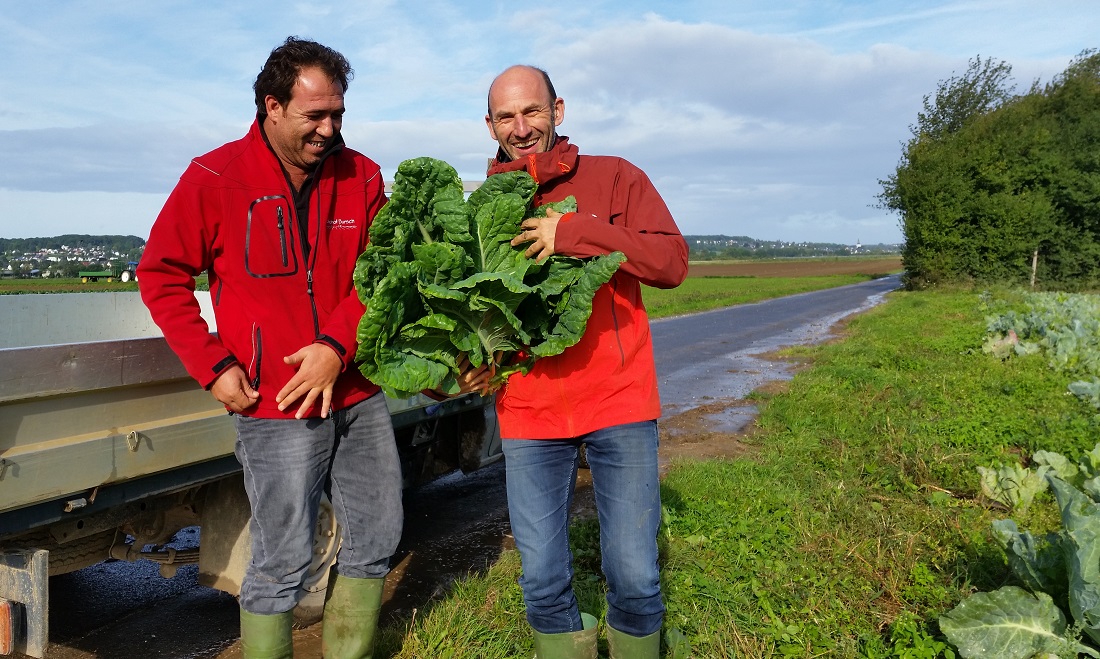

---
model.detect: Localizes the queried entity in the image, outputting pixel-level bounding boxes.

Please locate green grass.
[0,274,208,294]
[374,286,1100,658]
[643,274,880,319]
[0,277,139,294]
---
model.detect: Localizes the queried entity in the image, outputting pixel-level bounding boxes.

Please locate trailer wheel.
[81,277,89,283]
[106,277,114,283]
[120,271,132,283]
[50,530,117,574]
[293,494,342,625]
[5,529,116,576]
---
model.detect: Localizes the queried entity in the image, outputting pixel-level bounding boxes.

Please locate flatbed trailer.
[0,292,500,657]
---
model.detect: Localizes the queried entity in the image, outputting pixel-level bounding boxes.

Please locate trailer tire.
[81,276,88,283]
[120,271,132,283]
[293,494,342,626]
[49,530,117,574]
[6,529,116,576]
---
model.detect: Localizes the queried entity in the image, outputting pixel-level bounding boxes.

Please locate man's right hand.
[432,353,498,398]
[211,364,260,412]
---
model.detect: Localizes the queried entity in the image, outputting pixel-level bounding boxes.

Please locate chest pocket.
[245,195,299,277]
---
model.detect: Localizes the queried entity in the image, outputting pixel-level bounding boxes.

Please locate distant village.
[1,234,901,279]
[0,235,145,279]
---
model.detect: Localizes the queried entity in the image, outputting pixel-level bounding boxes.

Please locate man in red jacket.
[484,65,688,658]
[138,37,399,658]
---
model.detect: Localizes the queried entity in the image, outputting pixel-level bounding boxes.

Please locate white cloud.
[0,1,1095,244]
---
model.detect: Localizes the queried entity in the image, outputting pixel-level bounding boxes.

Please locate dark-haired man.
[484,64,688,659]
[139,37,399,658]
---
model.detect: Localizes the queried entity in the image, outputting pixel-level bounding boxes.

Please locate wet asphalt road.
[25,275,900,659]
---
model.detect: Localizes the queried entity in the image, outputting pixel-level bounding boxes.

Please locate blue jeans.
[502,420,664,636]
[234,394,403,614]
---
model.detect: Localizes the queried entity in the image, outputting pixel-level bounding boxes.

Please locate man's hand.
[276,343,343,419]
[456,353,495,395]
[433,353,499,398]
[511,208,562,261]
[211,364,260,413]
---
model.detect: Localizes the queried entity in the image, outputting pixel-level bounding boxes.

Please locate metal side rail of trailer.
[0,292,500,657]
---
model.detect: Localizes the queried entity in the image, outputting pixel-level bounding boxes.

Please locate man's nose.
[513,114,531,136]
[317,117,334,137]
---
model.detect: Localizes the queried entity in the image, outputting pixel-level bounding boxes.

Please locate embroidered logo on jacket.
[327,218,358,230]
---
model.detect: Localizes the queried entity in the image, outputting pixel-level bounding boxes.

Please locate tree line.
[879,50,1100,290]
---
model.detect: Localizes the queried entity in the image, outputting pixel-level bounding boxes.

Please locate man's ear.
[485,114,498,139]
[265,95,283,120]
[553,98,565,127]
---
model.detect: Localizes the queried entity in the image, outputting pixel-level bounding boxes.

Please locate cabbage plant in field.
[983,292,1100,412]
[942,443,1100,658]
[353,157,625,399]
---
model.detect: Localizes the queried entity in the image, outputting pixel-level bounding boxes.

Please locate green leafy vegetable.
[939,586,1093,659]
[983,292,1100,413]
[353,157,625,399]
[941,442,1100,658]
[979,462,1050,512]
[991,519,1066,599]
[1048,476,1100,647]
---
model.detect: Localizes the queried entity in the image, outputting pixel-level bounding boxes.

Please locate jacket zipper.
[281,165,321,337]
[526,154,540,184]
[277,206,288,267]
[306,163,323,337]
[609,277,626,367]
[307,269,319,336]
[249,324,262,390]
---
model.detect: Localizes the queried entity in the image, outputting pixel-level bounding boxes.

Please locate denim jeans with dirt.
[234,393,403,614]
[502,420,665,636]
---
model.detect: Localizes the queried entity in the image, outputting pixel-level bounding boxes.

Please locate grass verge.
[376,286,1099,658]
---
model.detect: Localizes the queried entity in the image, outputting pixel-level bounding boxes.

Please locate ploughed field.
[688,255,902,278]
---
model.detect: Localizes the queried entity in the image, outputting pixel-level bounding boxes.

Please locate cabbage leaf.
[938,586,1093,659]
[353,157,625,399]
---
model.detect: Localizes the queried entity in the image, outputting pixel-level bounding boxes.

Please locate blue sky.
[1,1,1095,244]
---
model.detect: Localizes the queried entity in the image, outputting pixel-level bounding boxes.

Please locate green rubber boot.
[321,574,385,659]
[239,609,294,659]
[531,612,598,659]
[607,625,661,659]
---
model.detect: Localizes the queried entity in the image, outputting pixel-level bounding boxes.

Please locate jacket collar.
[487,136,578,186]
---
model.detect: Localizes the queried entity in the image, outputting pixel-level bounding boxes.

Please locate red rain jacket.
[488,137,688,439]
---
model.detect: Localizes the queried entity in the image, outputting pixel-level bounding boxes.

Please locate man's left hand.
[512,209,561,261]
[276,343,343,419]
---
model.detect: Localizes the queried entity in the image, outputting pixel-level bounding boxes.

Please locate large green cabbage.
[353,157,625,399]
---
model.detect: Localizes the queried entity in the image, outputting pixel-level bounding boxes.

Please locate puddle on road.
[653,287,892,474]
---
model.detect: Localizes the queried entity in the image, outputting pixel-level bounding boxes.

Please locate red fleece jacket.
[138,120,386,418]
